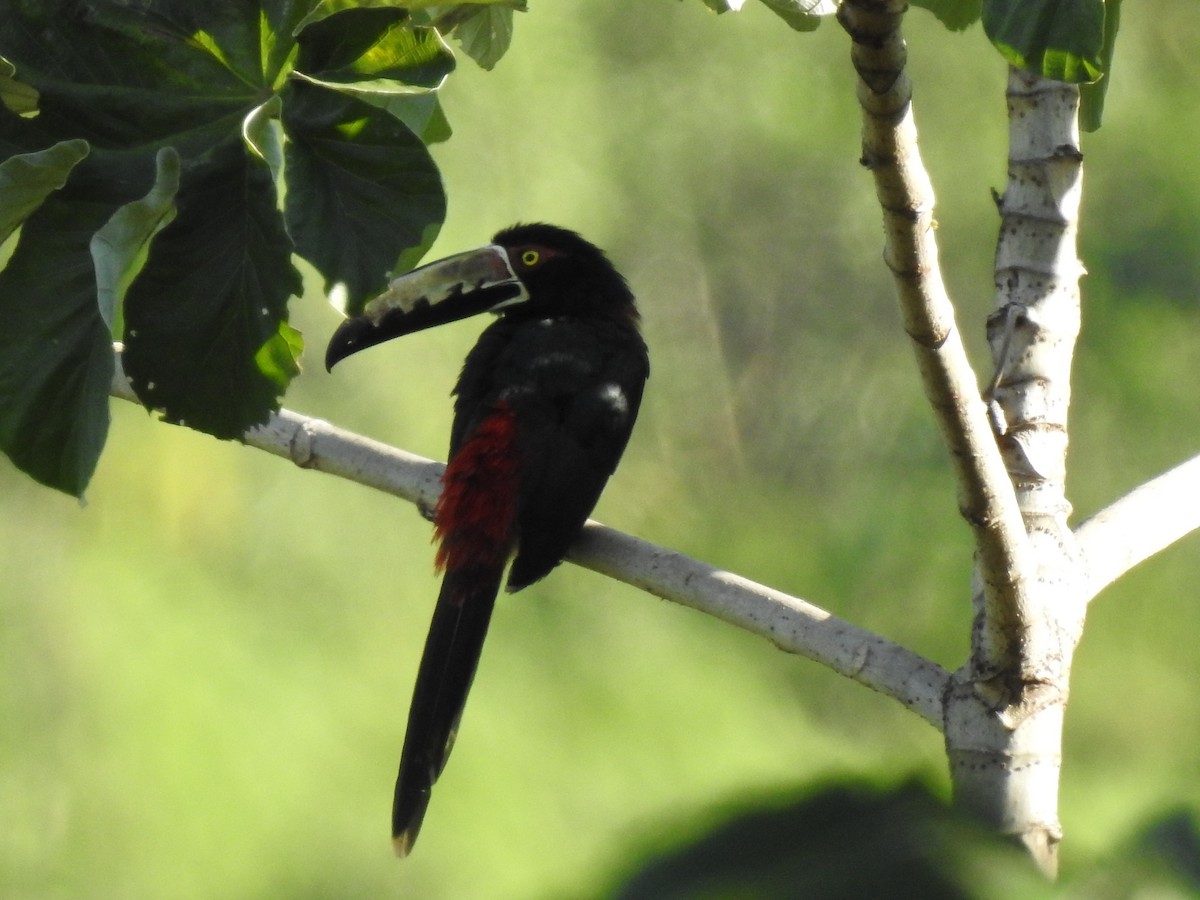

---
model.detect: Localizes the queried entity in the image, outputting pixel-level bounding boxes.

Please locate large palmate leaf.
[283,82,445,314]
[0,150,139,497]
[0,1,482,493]
[0,195,114,496]
[121,145,300,439]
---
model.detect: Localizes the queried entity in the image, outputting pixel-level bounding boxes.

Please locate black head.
[489,223,636,321]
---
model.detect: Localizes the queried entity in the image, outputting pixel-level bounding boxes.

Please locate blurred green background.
[4,2,1199,896]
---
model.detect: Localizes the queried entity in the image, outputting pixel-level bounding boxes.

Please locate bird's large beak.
[325,245,528,371]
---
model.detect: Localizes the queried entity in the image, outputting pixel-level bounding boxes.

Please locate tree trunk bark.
[944,68,1088,878]
[839,0,1090,876]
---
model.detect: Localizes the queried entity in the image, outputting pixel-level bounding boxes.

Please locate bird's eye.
[520,249,540,267]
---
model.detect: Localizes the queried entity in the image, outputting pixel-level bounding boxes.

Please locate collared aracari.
[325,224,649,855]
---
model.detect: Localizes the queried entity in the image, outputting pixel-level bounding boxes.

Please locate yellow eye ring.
[520,249,540,267]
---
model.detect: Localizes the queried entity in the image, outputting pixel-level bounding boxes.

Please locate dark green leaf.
[289,77,452,143]
[299,0,522,34]
[122,144,303,439]
[982,0,1105,83]
[292,7,456,138]
[243,95,286,177]
[912,0,983,31]
[417,93,452,144]
[446,5,520,70]
[0,57,167,495]
[292,82,454,144]
[369,92,452,145]
[295,8,454,88]
[0,181,124,496]
[91,147,181,336]
[1080,0,1120,132]
[0,139,90,245]
[1137,813,1200,891]
[0,2,257,152]
[615,782,1051,899]
[0,56,39,116]
[86,0,309,92]
[294,0,397,32]
[281,82,445,313]
[0,1,461,473]
[256,320,304,390]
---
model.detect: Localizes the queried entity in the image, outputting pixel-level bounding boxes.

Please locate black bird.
[326,224,649,855]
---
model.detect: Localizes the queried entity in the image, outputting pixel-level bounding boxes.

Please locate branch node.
[289,418,323,469]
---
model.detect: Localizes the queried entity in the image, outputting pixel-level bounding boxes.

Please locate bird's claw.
[417,499,437,523]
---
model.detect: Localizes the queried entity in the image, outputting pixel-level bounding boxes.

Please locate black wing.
[451,315,648,591]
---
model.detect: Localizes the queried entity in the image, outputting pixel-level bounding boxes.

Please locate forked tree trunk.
[943,68,1087,877]
[839,1,1087,876]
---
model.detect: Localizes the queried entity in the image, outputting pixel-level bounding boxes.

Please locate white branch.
[1074,453,1200,602]
[571,527,949,726]
[110,360,950,729]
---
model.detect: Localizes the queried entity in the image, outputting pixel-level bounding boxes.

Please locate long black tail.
[392,563,505,856]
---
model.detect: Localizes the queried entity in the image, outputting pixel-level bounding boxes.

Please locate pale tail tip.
[392,830,416,858]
